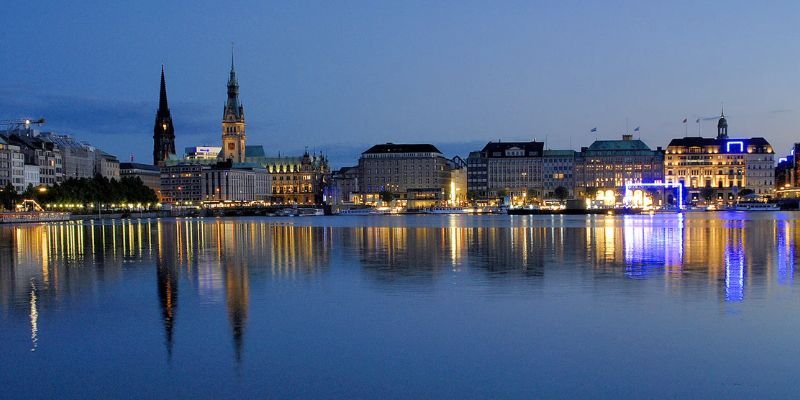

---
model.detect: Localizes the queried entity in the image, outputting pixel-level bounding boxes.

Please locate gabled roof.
[363,143,441,154]
[245,145,265,158]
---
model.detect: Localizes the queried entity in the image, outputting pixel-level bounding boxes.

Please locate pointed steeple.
[224,46,242,119]
[159,65,170,112]
[154,65,176,166]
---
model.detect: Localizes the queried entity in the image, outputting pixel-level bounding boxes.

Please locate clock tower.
[221,51,246,163]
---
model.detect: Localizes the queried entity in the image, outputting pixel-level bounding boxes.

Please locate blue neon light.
[779,157,788,163]
[726,141,744,153]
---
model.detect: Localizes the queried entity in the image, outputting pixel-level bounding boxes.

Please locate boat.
[337,207,395,215]
[730,202,780,211]
[425,206,476,214]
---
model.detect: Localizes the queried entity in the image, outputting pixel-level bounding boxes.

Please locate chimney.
[622,134,633,141]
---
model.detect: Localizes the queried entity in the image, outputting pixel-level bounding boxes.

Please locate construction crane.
[0,117,45,132]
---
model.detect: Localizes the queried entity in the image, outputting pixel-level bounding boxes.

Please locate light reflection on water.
[1,213,800,398]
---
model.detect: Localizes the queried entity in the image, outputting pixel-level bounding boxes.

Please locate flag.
[682,118,687,123]
[633,126,640,132]
[590,127,597,132]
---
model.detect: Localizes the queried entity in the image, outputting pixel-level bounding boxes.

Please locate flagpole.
[684,116,688,136]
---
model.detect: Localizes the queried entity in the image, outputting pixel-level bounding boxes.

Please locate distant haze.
[2,1,799,167]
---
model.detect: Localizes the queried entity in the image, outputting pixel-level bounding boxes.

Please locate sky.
[2,0,800,167]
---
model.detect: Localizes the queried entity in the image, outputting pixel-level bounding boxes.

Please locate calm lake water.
[1,213,799,398]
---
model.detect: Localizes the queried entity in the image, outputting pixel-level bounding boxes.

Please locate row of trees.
[0,175,158,211]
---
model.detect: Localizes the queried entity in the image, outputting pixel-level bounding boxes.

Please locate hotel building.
[574,135,664,203]
[664,112,774,203]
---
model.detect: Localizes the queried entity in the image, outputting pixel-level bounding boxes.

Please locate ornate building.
[153,66,176,166]
[664,111,774,203]
[245,146,329,205]
[221,53,246,163]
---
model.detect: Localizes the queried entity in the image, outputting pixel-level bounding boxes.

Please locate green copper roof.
[588,139,653,151]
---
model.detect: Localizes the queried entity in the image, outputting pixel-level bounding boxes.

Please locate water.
[0,213,798,398]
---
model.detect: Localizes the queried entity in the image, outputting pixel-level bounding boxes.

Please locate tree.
[701,186,715,203]
[0,182,18,211]
[554,186,569,202]
[379,190,394,203]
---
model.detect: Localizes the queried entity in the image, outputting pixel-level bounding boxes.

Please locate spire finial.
[721,102,724,117]
[231,42,235,72]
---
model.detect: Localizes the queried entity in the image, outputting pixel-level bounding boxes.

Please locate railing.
[0,212,71,224]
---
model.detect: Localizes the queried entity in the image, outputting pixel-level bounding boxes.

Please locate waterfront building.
[201,161,269,203]
[0,137,25,192]
[664,112,774,203]
[542,149,576,198]
[185,146,222,162]
[574,135,664,203]
[221,54,246,163]
[1,132,63,185]
[466,141,545,203]
[120,162,162,199]
[245,146,329,205]
[358,143,453,207]
[97,151,121,180]
[37,132,116,180]
[775,143,800,196]
[153,66,176,166]
[160,163,205,204]
[159,161,269,204]
[329,166,360,205]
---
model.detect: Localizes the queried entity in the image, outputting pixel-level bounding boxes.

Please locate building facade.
[665,113,774,203]
[0,137,25,192]
[2,132,63,186]
[246,146,330,205]
[358,143,452,206]
[160,161,269,204]
[160,163,206,204]
[329,166,360,205]
[201,164,270,203]
[542,149,576,198]
[153,66,176,166]
[466,141,545,202]
[574,135,664,201]
[776,143,800,195]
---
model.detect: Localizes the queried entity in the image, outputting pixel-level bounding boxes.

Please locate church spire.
[159,65,169,112]
[154,65,176,166]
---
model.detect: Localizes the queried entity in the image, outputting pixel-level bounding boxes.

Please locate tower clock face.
[228,143,235,150]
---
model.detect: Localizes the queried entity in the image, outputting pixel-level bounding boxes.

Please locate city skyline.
[3,1,800,168]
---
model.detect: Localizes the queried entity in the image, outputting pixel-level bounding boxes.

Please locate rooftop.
[362,143,442,155]
[120,163,160,172]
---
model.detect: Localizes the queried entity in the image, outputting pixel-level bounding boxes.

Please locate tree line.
[0,175,158,211]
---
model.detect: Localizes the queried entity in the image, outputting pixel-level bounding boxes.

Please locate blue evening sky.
[2,1,799,166]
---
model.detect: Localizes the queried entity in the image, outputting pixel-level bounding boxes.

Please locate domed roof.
[718,115,727,128]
